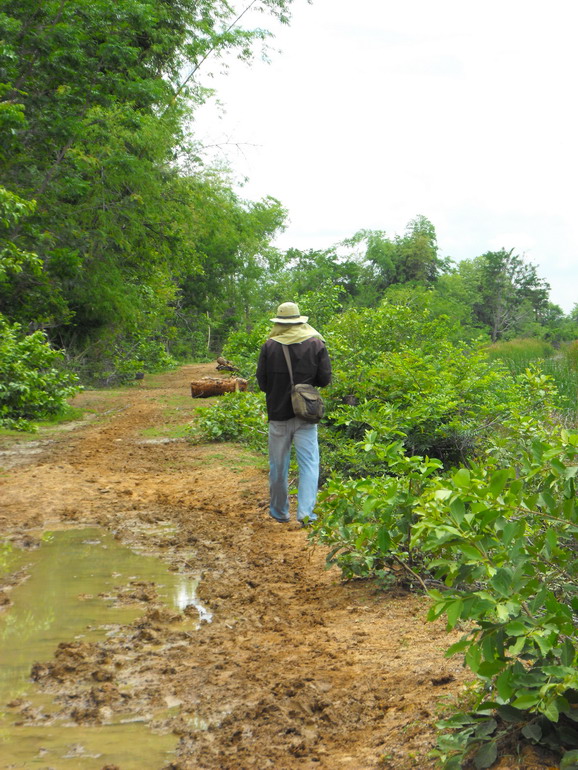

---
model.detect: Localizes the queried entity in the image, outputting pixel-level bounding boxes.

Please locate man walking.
[256,302,332,526]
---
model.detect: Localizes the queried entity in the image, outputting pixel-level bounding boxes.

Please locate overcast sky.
[193,0,578,312]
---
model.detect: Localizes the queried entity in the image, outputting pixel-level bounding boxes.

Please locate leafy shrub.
[222,320,270,382]
[310,368,578,767]
[0,316,81,430]
[315,441,442,581]
[112,336,178,377]
[418,431,578,768]
[321,302,547,472]
[310,363,578,766]
[313,424,578,767]
[186,391,268,452]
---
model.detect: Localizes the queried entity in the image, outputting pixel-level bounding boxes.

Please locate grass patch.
[140,424,191,440]
[147,392,198,435]
[161,393,195,408]
[0,405,88,437]
[200,444,267,470]
[41,405,85,425]
[230,455,268,472]
[0,427,41,441]
[486,338,578,424]
[486,338,555,367]
[138,373,172,388]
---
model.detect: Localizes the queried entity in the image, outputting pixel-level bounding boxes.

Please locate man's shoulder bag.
[282,344,325,424]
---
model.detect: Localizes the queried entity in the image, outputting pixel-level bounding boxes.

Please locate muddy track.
[1,364,545,769]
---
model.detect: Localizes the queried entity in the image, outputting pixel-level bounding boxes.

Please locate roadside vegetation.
[195,297,578,769]
[2,1,578,768]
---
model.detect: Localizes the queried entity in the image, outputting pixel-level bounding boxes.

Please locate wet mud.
[0,365,559,769]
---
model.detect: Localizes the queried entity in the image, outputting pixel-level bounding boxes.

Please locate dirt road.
[0,364,498,769]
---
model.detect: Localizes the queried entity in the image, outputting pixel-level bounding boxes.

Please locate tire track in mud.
[1,364,470,769]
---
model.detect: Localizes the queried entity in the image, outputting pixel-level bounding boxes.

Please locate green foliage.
[314,443,442,581]
[562,341,578,373]
[0,316,81,430]
[417,430,578,766]
[471,249,550,342]
[279,248,360,305]
[312,423,578,765]
[322,300,533,469]
[112,336,178,378]
[310,359,578,765]
[222,321,270,381]
[0,0,292,367]
[342,215,444,304]
[0,186,41,282]
[486,339,578,422]
[186,391,267,451]
[178,183,287,358]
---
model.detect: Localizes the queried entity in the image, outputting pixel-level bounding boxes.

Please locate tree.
[175,180,287,354]
[0,0,295,367]
[343,216,445,304]
[396,215,442,284]
[472,249,550,342]
[279,247,362,302]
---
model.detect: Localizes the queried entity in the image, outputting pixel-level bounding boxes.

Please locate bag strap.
[281,344,295,387]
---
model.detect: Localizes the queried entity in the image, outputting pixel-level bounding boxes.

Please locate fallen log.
[190,377,248,398]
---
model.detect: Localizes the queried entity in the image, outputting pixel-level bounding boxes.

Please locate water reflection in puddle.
[0,722,177,769]
[0,528,209,769]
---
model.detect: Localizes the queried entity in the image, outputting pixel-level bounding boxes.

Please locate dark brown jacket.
[256,338,332,421]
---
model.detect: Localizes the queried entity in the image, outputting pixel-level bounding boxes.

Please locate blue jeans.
[268,418,320,522]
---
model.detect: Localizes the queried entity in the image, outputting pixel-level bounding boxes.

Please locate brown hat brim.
[270,315,309,324]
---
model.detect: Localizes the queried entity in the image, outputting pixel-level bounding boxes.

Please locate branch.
[166,0,261,109]
[391,553,428,591]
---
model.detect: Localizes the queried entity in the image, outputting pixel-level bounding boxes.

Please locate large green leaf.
[473,740,498,769]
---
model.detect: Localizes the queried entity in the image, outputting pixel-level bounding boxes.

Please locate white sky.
[192,0,578,312]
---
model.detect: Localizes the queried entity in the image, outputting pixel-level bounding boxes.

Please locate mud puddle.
[0,527,208,769]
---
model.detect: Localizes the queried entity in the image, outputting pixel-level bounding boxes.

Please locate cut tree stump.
[190,377,248,398]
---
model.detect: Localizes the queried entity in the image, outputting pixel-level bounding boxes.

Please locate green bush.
[221,321,270,382]
[321,302,546,471]
[112,336,178,377]
[186,391,268,452]
[312,422,578,767]
[311,366,578,767]
[0,316,81,430]
[418,431,578,768]
[315,441,442,581]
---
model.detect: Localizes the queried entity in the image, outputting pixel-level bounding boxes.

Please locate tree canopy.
[0,0,293,378]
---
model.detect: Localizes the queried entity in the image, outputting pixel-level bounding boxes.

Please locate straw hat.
[270,302,309,324]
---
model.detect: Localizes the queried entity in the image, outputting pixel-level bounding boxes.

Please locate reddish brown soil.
[0,365,560,769]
